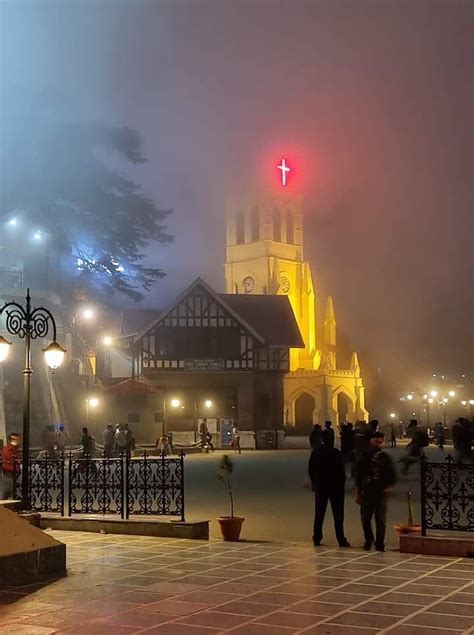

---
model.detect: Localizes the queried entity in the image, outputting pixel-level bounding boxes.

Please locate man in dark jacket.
[321,421,335,447]
[308,437,350,547]
[309,423,322,450]
[354,431,397,552]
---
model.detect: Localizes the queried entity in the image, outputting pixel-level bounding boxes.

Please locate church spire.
[350,351,361,377]
[323,296,336,347]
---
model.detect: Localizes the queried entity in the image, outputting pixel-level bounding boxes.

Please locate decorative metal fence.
[420,454,474,535]
[4,451,185,521]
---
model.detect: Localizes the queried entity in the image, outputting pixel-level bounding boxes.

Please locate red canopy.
[104,378,156,396]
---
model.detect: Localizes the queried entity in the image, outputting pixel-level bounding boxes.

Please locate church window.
[286,209,294,244]
[273,207,281,242]
[251,205,259,241]
[236,210,245,244]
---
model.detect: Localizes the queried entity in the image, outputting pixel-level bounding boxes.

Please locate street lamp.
[0,289,66,509]
[430,390,438,398]
[406,394,413,401]
[448,390,456,398]
[389,412,396,419]
[102,335,113,346]
[170,398,181,408]
[204,399,213,408]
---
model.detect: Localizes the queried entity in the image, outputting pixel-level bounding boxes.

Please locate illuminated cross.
[277,158,291,187]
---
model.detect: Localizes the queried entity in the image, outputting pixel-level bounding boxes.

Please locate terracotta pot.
[394,523,422,536]
[218,516,245,541]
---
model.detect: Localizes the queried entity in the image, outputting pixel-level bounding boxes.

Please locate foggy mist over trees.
[0,1,472,393]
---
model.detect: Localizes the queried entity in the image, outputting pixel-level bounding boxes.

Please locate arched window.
[251,205,259,241]
[236,210,245,244]
[286,209,294,244]
[273,207,281,242]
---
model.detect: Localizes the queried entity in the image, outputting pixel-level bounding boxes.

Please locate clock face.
[243,276,255,294]
[281,276,291,294]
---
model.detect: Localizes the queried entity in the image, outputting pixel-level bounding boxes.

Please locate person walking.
[1,433,20,499]
[103,424,115,457]
[199,419,215,452]
[355,431,397,552]
[322,421,335,447]
[308,435,350,547]
[309,423,322,450]
[231,424,242,454]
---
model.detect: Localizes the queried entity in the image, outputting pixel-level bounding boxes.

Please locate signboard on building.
[184,359,224,371]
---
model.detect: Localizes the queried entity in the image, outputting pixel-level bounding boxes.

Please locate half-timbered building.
[105,278,303,444]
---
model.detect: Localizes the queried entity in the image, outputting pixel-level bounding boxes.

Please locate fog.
[1,0,472,396]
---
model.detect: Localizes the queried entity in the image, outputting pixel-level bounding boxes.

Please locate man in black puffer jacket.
[354,431,397,552]
[308,437,350,547]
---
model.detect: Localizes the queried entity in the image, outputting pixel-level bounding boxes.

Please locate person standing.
[1,433,20,499]
[308,436,350,547]
[340,422,355,462]
[434,422,445,450]
[355,431,397,552]
[55,424,66,454]
[115,423,127,455]
[103,424,115,457]
[390,421,397,448]
[322,421,335,447]
[309,423,322,450]
[81,427,94,458]
[231,424,241,454]
[124,424,135,457]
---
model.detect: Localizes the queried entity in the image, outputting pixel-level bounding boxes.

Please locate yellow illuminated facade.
[225,194,368,430]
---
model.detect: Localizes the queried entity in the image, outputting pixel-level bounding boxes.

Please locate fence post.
[67,451,72,517]
[420,453,427,536]
[60,453,65,517]
[180,450,185,522]
[446,454,454,531]
[124,453,128,520]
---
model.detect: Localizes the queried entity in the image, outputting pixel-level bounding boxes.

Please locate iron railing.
[420,454,474,535]
[3,451,185,521]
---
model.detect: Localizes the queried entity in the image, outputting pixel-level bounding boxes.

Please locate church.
[224,160,368,432]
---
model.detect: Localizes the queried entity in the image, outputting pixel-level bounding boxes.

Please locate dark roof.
[121,309,161,335]
[219,294,304,348]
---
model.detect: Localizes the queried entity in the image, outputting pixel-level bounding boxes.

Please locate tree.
[1,114,172,301]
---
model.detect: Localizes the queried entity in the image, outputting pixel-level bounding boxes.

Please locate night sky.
[1,1,472,391]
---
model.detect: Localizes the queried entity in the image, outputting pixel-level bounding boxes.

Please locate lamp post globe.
[43,341,66,370]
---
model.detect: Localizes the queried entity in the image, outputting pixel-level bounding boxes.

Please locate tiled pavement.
[0,531,473,634]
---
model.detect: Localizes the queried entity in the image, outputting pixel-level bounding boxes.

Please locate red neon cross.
[277,158,291,187]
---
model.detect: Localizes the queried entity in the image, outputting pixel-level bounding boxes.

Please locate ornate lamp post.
[0,289,66,509]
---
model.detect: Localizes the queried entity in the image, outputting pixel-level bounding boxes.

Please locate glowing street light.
[170,398,181,408]
[87,397,99,408]
[461,400,467,406]
[448,390,456,397]
[204,399,213,408]
[0,336,12,363]
[43,341,66,370]
[33,230,43,240]
[442,397,448,404]
[389,413,396,419]
[7,218,17,226]
[406,394,413,400]
[428,398,434,404]
[469,399,474,406]
[81,307,95,321]
[430,390,438,398]
[102,335,113,346]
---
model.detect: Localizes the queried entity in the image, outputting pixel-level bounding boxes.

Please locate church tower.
[224,158,368,428]
[224,195,316,370]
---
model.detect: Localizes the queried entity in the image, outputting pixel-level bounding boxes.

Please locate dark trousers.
[313,489,346,544]
[1,472,15,499]
[360,490,387,549]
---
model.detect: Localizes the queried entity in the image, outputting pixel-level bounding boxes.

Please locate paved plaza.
[0,531,473,634]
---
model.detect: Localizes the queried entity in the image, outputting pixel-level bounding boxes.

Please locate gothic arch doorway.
[336,392,353,425]
[294,393,315,434]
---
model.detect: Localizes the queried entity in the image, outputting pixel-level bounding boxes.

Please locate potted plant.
[217,454,245,541]
[394,490,422,536]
